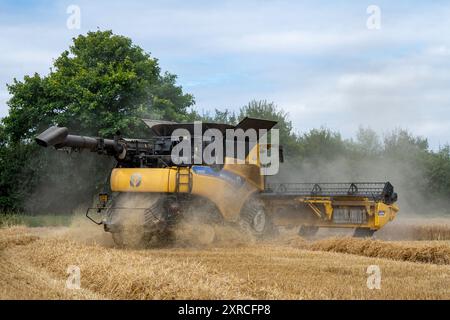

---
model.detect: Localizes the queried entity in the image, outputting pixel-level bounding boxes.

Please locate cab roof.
[142,117,277,137]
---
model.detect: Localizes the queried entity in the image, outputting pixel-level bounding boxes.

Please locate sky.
[1,0,450,149]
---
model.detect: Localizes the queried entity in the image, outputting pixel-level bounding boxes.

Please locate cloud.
[0,23,70,116]
[213,30,374,54]
[268,45,450,149]
[0,0,450,149]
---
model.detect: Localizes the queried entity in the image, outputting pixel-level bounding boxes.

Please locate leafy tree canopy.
[2,30,194,142]
[0,30,195,212]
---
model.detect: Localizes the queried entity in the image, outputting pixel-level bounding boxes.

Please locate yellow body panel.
[223,144,264,190]
[190,170,257,220]
[110,144,264,221]
[294,197,398,230]
[110,167,257,221]
[374,202,399,229]
[111,168,177,193]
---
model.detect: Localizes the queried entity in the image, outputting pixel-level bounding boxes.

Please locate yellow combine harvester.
[35,118,398,245]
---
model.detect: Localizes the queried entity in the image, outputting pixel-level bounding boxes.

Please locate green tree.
[200,109,238,125]
[297,128,345,161]
[239,100,300,157]
[423,145,450,198]
[355,126,382,156]
[383,129,429,159]
[3,30,194,142]
[0,30,194,212]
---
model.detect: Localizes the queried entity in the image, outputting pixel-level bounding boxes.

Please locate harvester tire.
[111,224,147,248]
[239,197,277,239]
[106,193,175,248]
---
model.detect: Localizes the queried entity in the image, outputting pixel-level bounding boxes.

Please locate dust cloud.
[272,155,447,217]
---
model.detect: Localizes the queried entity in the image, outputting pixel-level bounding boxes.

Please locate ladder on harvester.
[175,167,193,193]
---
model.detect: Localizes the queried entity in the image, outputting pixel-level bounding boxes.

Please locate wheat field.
[1,219,449,300]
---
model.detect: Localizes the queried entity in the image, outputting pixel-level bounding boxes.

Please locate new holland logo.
[130,173,142,187]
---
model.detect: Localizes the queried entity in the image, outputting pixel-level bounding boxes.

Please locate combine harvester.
[35,118,398,245]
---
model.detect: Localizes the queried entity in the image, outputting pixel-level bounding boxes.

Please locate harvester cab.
[35,118,399,246]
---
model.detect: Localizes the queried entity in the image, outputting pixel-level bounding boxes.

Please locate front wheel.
[106,193,177,248]
[239,197,277,239]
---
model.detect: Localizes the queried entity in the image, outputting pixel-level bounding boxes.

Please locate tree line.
[0,31,449,215]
